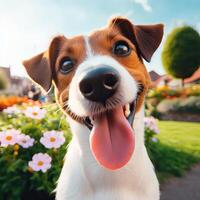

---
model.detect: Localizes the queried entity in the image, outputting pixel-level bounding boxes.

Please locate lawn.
[150,121,200,182]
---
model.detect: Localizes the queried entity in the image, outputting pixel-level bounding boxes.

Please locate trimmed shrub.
[157,96,200,114]
[178,96,200,113]
[157,99,180,113]
[162,26,200,80]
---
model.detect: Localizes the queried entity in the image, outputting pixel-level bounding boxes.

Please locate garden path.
[160,163,200,200]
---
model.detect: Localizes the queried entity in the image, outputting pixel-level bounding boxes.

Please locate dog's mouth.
[84,101,137,130]
[88,100,137,170]
[63,99,137,170]
[62,83,144,170]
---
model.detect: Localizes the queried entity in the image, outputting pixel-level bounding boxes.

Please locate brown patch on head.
[88,17,163,111]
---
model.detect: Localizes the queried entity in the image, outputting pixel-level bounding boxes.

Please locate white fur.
[56,38,159,200]
[56,108,159,200]
[84,36,93,57]
[68,54,138,117]
[68,35,138,117]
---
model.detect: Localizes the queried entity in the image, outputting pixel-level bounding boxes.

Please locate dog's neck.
[56,105,160,200]
[67,105,145,156]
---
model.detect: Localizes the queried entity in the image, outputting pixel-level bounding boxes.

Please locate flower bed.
[0,96,40,111]
[147,84,200,101]
[0,103,71,200]
[0,103,159,199]
[146,85,200,121]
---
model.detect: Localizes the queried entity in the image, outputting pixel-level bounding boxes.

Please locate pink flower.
[3,106,21,114]
[28,153,52,173]
[17,134,35,148]
[24,106,46,119]
[40,131,65,149]
[0,129,20,147]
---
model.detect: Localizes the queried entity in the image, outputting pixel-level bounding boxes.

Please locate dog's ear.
[108,17,164,62]
[23,36,66,92]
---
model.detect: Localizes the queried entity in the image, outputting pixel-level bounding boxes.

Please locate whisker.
[137,82,144,95]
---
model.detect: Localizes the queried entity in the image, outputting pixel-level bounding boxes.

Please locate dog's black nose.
[79,66,120,103]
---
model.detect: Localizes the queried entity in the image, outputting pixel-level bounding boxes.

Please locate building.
[149,67,200,88]
[0,66,32,96]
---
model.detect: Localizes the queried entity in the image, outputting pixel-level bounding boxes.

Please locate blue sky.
[0,0,199,76]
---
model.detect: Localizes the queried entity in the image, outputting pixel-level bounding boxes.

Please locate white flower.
[28,153,52,173]
[144,116,159,134]
[151,137,158,143]
[3,106,21,114]
[0,129,20,147]
[24,106,46,119]
[17,134,35,148]
[40,131,65,149]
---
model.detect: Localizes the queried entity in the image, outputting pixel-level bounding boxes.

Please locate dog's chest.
[82,164,144,200]
[75,145,150,200]
[85,189,143,200]
[82,157,138,189]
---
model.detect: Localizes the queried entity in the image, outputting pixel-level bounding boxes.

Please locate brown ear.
[109,17,164,62]
[23,36,66,92]
[23,52,51,92]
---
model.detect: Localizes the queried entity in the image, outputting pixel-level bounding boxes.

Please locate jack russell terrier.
[23,17,163,200]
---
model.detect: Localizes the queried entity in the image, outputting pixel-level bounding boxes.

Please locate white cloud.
[132,0,152,12]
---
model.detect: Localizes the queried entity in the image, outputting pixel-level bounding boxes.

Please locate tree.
[162,26,200,87]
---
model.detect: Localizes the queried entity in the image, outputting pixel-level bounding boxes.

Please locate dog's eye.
[59,58,74,74]
[113,41,131,57]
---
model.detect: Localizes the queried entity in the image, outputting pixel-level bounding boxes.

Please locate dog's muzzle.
[79,65,120,103]
[64,65,144,170]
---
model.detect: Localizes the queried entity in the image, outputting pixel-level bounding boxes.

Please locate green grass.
[148,121,200,183]
[158,121,200,158]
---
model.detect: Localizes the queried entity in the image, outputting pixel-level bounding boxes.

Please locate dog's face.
[23,17,163,170]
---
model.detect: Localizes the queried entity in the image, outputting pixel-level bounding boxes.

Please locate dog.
[23,17,163,200]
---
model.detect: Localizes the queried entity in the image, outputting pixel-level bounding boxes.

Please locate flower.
[17,134,35,148]
[151,137,158,143]
[3,106,21,114]
[40,131,65,149]
[28,153,52,173]
[0,129,20,147]
[23,106,46,119]
[144,116,159,134]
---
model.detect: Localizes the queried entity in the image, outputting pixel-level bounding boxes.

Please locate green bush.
[157,96,200,114]
[162,26,200,80]
[149,142,199,180]
[178,96,200,113]
[157,99,180,113]
[153,121,200,182]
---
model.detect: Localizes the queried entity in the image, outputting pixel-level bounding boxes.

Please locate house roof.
[149,67,200,87]
[149,70,161,81]
[155,74,173,85]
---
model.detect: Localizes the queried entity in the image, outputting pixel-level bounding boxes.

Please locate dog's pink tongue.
[90,106,135,170]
